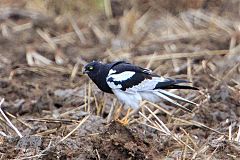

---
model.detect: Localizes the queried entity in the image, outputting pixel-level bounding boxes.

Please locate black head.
[83,61,113,93]
[83,61,103,79]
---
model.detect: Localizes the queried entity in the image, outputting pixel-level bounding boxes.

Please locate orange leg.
[116,108,131,125]
[114,105,122,120]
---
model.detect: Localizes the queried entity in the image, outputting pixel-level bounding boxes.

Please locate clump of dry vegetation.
[0,0,239,159]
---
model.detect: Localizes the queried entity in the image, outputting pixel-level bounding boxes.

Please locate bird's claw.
[116,117,129,126]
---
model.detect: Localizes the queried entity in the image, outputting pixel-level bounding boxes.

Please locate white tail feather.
[154,91,192,112]
[158,89,197,105]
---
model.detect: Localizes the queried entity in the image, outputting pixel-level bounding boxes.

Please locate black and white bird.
[83,61,198,114]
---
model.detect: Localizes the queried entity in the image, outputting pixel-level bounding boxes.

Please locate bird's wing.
[106,61,156,91]
[108,61,153,75]
[106,61,194,92]
[106,62,198,112]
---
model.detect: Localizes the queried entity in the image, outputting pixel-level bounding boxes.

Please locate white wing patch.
[126,76,167,93]
[107,81,122,89]
[108,69,117,76]
[107,71,135,82]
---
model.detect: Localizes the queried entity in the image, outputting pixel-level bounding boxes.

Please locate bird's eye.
[88,66,94,71]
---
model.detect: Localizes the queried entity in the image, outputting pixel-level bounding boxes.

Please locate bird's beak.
[82,68,88,74]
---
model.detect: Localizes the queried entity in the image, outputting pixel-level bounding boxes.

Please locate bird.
[83,61,198,124]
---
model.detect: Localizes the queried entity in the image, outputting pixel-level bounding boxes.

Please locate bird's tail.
[153,89,197,112]
[161,84,199,90]
[154,78,199,91]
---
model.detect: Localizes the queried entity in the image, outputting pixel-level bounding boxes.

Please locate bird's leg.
[117,108,131,125]
[114,104,122,120]
[129,108,141,117]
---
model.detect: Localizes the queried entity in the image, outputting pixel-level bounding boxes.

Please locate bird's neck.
[91,64,113,94]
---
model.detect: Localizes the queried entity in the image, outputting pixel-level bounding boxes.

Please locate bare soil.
[0,1,239,159]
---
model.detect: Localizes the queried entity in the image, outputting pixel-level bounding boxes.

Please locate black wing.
[106,61,198,91]
[106,61,156,91]
[108,61,153,75]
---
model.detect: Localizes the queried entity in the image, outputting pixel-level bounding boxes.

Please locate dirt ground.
[0,0,239,159]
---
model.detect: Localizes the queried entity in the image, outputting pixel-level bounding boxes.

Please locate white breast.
[112,89,142,110]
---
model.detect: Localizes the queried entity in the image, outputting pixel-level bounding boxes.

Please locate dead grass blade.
[104,0,112,18]
[69,16,87,45]
[140,105,195,152]
[172,117,222,135]
[59,115,90,143]
[26,46,53,66]
[87,82,92,113]
[135,50,229,62]
[0,98,23,138]
[37,29,56,50]
[147,101,172,116]
[236,125,240,143]
[229,123,240,143]
[70,60,80,82]
[5,111,33,129]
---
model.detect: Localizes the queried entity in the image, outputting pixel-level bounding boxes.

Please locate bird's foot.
[116,108,131,126]
[116,117,129,126]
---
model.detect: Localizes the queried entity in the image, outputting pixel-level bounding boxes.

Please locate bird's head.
[83,61,103,78]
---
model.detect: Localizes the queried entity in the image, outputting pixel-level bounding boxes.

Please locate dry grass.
[0,0,239,159]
